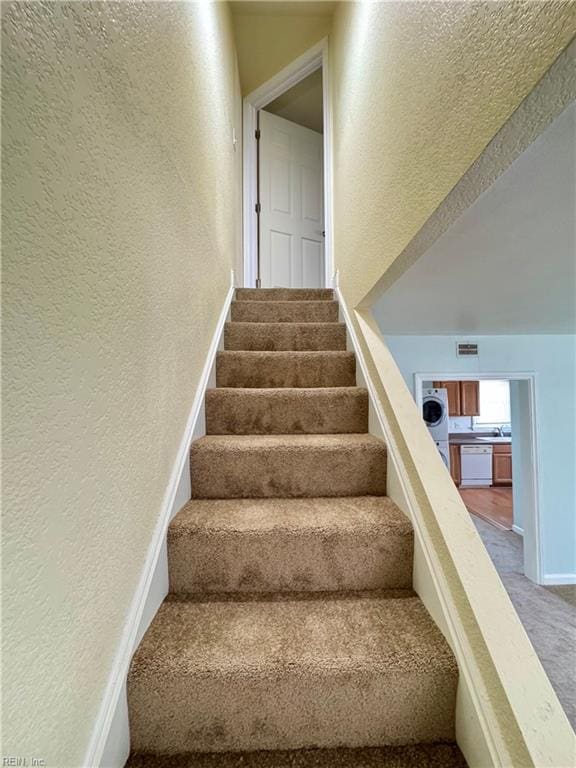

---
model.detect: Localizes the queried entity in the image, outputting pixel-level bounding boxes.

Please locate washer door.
[423,397,446,428]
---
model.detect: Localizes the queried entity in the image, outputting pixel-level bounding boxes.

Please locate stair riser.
[168,527,413,594]
[231,301,339,324]
[236,289,334,302]
[128,671,456,753]
[127,744,468,767]
[190,444,387,499]
[205,389,368,435]
[225,323,346,352]
[216,352,356,388]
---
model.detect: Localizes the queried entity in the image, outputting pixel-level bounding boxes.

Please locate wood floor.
[460,487,513,531]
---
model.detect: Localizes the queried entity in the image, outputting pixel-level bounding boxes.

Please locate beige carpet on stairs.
[126,743,467,768]
[126,288,466,767]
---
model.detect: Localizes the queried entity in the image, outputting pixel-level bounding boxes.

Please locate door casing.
[242,39,333,289]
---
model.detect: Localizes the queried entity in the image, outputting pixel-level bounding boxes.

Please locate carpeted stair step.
[168,496,413,595]
[216,351,356,388]
[190,434,387,499]
[127,595,458,754]
[126,743,467,768]
[225,322,346,351]
[236,288,334,302]
[231,300,339,324]
[205,387,368,434]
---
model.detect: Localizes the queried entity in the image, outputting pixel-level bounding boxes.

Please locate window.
[474,380,511,426]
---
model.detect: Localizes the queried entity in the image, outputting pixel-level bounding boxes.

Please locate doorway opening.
[242,40,332,289]
[415,372,540,585]
[416,372,576,726]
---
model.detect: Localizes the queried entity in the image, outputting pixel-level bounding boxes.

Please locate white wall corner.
[85,273,235,768]
[512,525,524,537]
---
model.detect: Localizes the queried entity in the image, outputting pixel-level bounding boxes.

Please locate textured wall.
[2,2,241,765]
[329,1,576,308]
[232,10,332,94]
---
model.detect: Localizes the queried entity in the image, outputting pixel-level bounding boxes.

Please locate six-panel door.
[259,110,324,288]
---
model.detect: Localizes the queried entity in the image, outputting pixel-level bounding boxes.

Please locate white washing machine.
[435,440,451,472]
[422,388,449,442]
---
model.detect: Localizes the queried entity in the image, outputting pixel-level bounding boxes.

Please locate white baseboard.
[512,525,524,536]
[85,271,235,768]
[541,573,576,586]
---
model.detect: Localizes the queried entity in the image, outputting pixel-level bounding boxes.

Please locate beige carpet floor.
[472,517,576,727]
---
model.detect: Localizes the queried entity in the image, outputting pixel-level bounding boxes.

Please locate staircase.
[126,289,466,767]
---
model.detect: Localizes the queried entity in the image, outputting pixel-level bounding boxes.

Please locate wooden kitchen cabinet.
[493,443,513,485]
[433,380,479,417]
[449,444,461,486]
[460,380,480,416]
[433,380,461,416]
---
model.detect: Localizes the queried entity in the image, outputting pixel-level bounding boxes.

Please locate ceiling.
[231,2,336,16]
[264,68,323,133]
[231,3,333,94]
[373,102,576,335]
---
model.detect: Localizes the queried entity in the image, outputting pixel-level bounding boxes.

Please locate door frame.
[414,371,542,585]
[242,38,333,289]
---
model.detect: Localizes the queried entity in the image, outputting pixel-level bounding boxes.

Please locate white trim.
[541,573,576,586]
[85,272,236,768]
[242,38,333,288]
[512,525,524,537]
[335,283,501,765]
[413,371,542,585]
[321,41,334,289]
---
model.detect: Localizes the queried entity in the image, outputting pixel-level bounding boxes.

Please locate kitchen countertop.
[449,435,512,445]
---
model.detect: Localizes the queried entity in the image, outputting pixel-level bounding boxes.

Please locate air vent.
[457,342,478,357]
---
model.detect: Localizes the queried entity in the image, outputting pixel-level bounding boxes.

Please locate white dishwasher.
[460,444,493,487]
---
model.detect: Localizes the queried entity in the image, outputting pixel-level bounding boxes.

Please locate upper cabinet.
[433,380,480,417]
[460,380,480,416]
[444,380,461,416]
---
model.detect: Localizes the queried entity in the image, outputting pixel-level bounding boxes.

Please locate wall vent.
[457,342,478,357]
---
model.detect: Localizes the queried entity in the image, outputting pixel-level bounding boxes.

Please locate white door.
[259,110,324,288]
